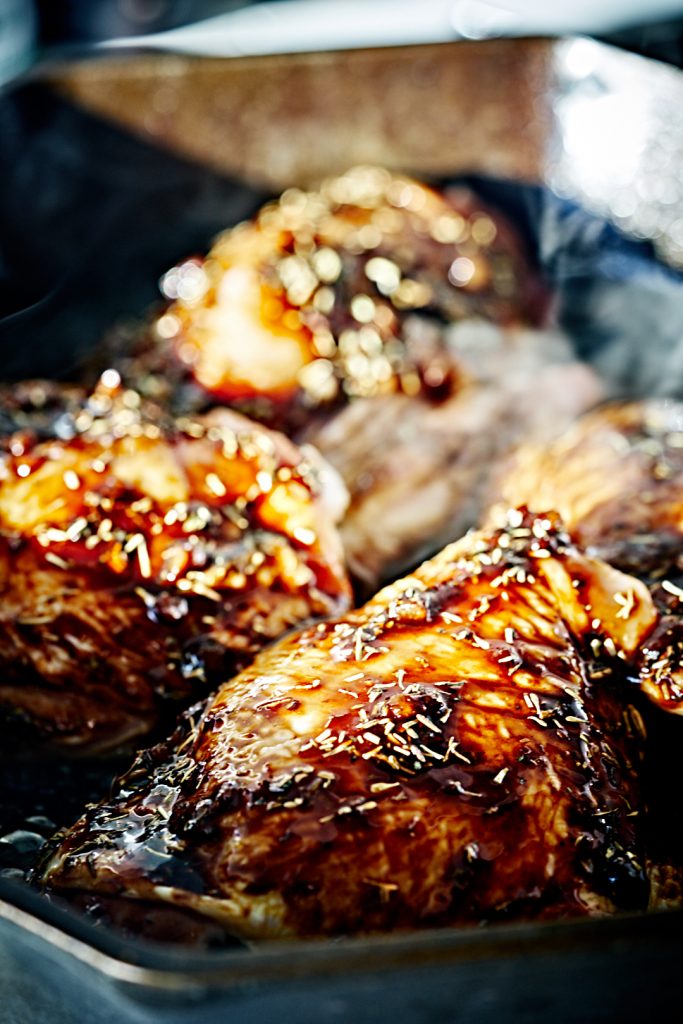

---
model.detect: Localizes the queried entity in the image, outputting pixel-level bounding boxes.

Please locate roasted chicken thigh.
[38,512,657,939]
[0,377,350,754]
[117,167,547,430]
[489,400,683,714]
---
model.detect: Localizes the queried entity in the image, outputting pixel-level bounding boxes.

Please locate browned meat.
[114,167,547,430]
[0,380,88,444]
[307,325,602,586]
[0,376,350,755]
[488,400,683,715]
[38,511,657,940]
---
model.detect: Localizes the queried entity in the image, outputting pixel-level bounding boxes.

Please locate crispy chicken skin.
[115,167,547,429]
[0,377,350,754]
[488,400,683,715]
[38,512,657,940]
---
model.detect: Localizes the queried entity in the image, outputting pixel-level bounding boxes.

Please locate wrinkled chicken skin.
[0,379,350,754]
[489,400,683,715]
[39,512,657,940]
[119,167,546,429]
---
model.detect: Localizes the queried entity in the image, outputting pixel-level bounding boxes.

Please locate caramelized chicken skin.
[38,512,657,939]
[0,377,350,754]
[116,167,547,429]
[489,400,683,715]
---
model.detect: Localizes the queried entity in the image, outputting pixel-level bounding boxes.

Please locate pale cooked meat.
[488,400,683,715]
[113,166,547,429]
[38,511,657,940]
[0,377,350,754]
[307,324,603,586]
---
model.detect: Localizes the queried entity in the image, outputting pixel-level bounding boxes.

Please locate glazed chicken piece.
[0,375,350,755]
[38,511,658,940]
[488,400,683,715]
[114,166,547,429]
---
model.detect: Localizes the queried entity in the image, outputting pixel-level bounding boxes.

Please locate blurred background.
[3,0,683,383]
[3,0,683,82]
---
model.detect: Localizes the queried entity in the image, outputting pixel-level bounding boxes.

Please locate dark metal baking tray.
[2,876,682,1024]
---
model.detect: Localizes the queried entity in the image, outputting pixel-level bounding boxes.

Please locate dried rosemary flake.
[416,714,441,734]
[614,590,635,619]
[63,470,80,491]
[205,472,227,498]
[662,579,683,601]
[45,552,70,569]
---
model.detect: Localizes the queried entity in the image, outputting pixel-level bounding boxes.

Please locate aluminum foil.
[552,37,683,268]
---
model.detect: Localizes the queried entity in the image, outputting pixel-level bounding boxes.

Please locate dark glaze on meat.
[489,400,683,715]
[115,167,547,430]
[0,376,350,754]
[37,511,657,939]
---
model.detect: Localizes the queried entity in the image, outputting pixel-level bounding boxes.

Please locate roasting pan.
[1,32,683,1024]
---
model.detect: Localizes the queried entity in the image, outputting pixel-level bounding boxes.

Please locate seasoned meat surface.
[38,512,657,939]
[489,400,683,715]
[0,378,350,754]
[113,167,547,430]
[308,325,602,586]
